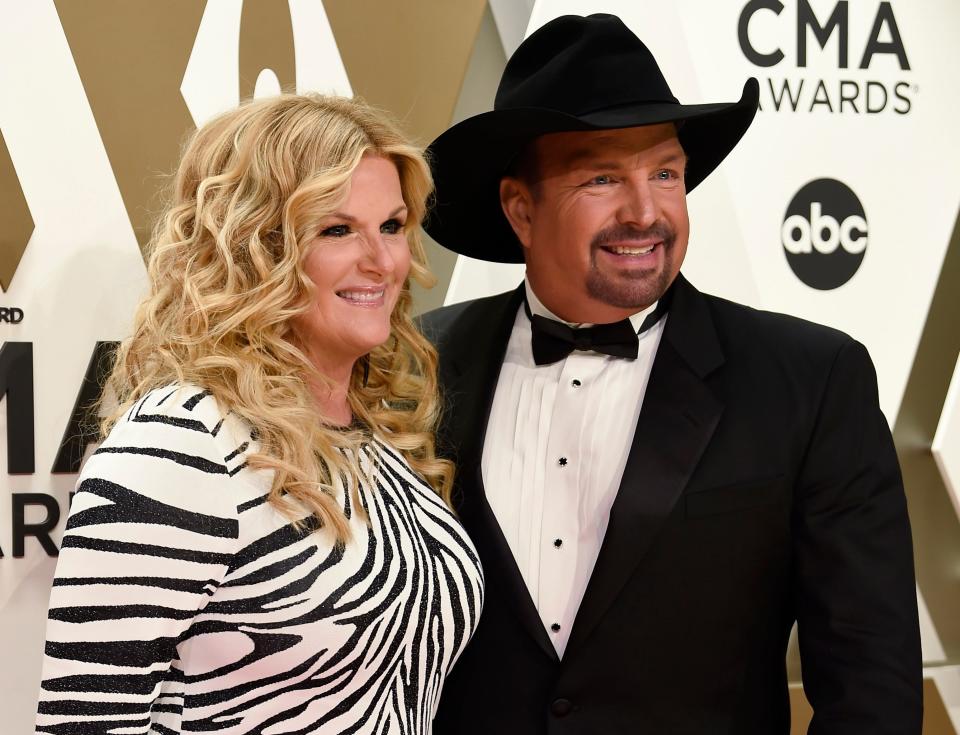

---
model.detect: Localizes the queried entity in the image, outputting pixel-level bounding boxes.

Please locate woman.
[35,94,483,734]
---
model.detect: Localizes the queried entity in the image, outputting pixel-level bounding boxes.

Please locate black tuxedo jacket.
[420,275,921,735]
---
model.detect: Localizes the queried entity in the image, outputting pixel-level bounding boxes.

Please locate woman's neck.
[305,362,354,427]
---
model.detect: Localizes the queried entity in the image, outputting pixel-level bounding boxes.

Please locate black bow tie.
[525,297,664,366]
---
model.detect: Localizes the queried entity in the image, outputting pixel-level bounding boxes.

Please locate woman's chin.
[340,330,394,364]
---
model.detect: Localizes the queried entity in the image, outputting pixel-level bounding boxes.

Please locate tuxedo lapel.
[438,285,560,662]
[566,275,726,654]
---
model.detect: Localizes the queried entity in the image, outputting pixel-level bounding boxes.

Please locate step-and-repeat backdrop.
[1,1,958,732]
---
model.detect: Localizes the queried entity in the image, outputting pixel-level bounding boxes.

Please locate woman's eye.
[320,224,350,237]
[381,219,404,235]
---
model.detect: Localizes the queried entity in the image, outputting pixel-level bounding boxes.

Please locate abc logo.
[781,178,867,290]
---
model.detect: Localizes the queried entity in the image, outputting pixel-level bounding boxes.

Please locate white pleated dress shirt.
[481,279,666,657]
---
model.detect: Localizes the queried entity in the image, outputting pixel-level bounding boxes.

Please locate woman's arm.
[36,387,242,734]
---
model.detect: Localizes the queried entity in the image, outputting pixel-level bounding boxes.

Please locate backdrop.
[1,1,958,732]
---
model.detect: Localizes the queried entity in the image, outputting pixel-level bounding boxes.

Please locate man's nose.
[617,179,659,229]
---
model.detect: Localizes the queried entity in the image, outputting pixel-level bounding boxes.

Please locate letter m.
[0,342,34,473]
[798,0,849,68]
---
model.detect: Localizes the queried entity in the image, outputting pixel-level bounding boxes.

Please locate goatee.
[587,222,677,310]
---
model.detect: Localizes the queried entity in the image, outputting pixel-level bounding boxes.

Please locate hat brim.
[425,77,759,264]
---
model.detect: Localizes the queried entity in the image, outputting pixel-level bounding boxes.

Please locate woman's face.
[296,155,411,375]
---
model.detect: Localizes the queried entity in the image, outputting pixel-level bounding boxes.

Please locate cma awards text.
[0,307,24,324]
[739,0,916,115]
[0,341,115,558]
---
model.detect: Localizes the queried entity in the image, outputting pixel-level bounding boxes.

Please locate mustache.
[591,222,676,250]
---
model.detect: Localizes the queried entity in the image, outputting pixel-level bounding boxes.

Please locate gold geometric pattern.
[894,206,960,663]
[0,131,34,292]
[54,0,206,254]
[238,0,296,100]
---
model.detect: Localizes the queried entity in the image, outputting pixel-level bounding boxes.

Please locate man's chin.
[587,272,672,311]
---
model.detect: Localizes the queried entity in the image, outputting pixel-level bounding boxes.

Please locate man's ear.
[500,177,534,249]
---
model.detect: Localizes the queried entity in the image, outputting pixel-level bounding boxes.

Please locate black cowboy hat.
[424,13,759,264]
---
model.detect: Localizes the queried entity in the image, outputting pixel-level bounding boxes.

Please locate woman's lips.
[336,288,386,307]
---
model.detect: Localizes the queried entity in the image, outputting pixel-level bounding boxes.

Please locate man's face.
[500,124,689,324]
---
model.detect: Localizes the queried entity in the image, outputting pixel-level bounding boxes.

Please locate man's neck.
[524,276,657,332]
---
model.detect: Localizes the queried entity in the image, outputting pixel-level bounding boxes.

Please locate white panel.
[933,355,960,521]
[445,256,524,305]
[255,68,283,98]
[181,0,243,126]
[489,0,535,58]
[289,0,352,96]
[918,583,948,664]
[926,665,960,733]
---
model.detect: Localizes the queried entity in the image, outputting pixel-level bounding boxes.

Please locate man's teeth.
[338,290,384,302]
[610,244,655,255]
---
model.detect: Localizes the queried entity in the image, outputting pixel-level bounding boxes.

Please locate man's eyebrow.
[657,152,688,167]
[562,148,688,170]
[563,150,628,170]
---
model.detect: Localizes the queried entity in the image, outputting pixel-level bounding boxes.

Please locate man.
[421,13,921,735]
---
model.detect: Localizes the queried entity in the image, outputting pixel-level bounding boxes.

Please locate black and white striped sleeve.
[36,387,245,734]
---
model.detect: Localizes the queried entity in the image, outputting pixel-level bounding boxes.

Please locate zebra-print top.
[36,385,483,735]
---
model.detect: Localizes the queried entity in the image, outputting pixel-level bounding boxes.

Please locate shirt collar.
[523,276,659,334]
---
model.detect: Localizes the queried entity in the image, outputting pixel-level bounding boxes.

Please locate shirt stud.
[571,379,582,387]
[551,623,561,632]
[554,538,563,548]
[558,456,568,467]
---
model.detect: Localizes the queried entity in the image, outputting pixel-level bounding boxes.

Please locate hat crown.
[495,14,679,116]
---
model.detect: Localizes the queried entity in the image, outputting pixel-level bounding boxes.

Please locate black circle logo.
[781,178,867,290]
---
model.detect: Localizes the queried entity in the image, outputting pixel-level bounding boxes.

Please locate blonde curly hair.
[105,93,453,542]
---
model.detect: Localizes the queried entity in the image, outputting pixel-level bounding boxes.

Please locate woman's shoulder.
[85,384,267,514]
[106,384,254,460]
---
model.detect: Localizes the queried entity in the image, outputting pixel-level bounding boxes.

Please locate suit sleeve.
[793,339,922,734]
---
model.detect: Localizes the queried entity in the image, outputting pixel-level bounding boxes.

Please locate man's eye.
[587,175,612,186]
[656,170,677,181]
[381,219,404,235]
[320,224,350,237]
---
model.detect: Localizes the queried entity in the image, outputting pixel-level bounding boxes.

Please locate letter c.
[738,0,786,67]
[840,215,868,254]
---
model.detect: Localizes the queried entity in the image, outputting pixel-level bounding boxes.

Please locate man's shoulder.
[417,288,519,347]
[705,290,847,338]
[696,288,856,363]
[417,298,476,343]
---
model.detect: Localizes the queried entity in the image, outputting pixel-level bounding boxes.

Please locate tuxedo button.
[550,698,573,717]
[571,379,581,387]
[558,457,568,467]
[550,622,561,632]
[553,538,563,548]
